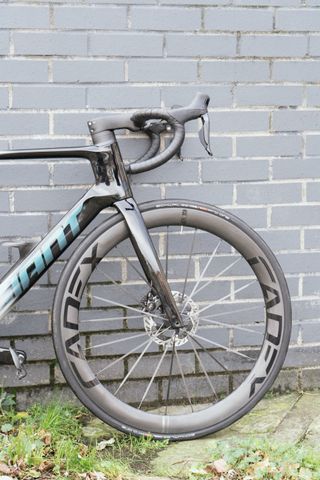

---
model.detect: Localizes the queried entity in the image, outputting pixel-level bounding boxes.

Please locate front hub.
[143,291,199,347]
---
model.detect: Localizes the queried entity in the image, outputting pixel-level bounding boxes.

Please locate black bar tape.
[126,110,185,174]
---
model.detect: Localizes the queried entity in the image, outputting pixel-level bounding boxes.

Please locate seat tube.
[115,198,183,328]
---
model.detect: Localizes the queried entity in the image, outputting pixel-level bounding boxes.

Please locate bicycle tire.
[52,200,291,441]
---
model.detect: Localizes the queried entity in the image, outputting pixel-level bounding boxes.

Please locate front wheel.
[52,200,291,440]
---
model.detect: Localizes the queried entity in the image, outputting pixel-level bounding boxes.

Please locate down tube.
[0,191,104,321]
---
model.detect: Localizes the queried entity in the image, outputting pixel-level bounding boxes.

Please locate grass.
[2,391,320,480]
[0,391,167,480]
[190,437,320,480]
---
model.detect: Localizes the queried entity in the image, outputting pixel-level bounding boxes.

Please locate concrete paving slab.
[151,392,300,478]
[273,391,320,444]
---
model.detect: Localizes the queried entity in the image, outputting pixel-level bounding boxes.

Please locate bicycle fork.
[115,198,183,329]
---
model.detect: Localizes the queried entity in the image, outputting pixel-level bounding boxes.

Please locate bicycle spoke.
[115,245,151,288]
[165,226,169,278]
[190,332,256,361]
[188,333,229,373]
[197,280,256,315]
[80,314,143,323]
[182,228,197,298]
[138,345,168,409]
[191,256,242,299]
[199,316,264,335]
[187,334,218,401]
[200,304,261,321]
[174,343,194,412]
[114,339,153,395]
[95,326,170,376]
[96,266,143,305]
[86,331,148,352]
[181,240,222,315]
[92,295,166,323]
[96,337,152,375]
[165,334,176,415]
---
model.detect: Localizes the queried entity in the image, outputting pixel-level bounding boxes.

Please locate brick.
[284,346,320,368]
[237,135,302,157]
[305,229,320,249]
[0,87,8,109]
[16,287,55,311]
[0,163,49,186]
[235,85,303,107]
[227,207,268,227]
[53,113,101,135]
[0,313,49,337]
[13,86,86,109]
[89,33,163,56]
[0,192,9,212]
[307,182,320,202]
[302,368,320,390]
[54,6,126,29]
[11,138,84,150]
[128,59,197,82]
[14,188,87,212]
[306,136,320,155]
[211,111,269,133]
[240,35,307,57]
[53,162,92,186]
[257,228,300,251]
[306,87,320,107]
[273,158,320,180]
[161,85,232,108]
[234,0,300,4]
[16,337,55,361]
[0,5,49,28]
[0,60,48,83]
[303,276,320,297]
[165,183,233,205]
[273,110,320,132]
[117,136,151,160]
[237,182,301,205]
[273,60,320,82]
[161,0,228,4]
[133,159,199,183]
[53,60,124,83]
[309,36,320,56]
[201,60,270,82]
[14,32,87,56]
[272,206,320,227]
[0,31,9,55]
[205,8,273,31]
[87,86,161,108]
[178,136,232,158]
[131,185,161,203]
[15,386,81,411]
[276,8,320,31]
[202,159,269,182]
[0,113,49,135]
[131,6,201,30]
[166,34,236,57]
[0,214,48,236]
[0,364,50,388]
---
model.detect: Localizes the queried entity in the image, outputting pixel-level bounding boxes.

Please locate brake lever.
[199,113,213,156]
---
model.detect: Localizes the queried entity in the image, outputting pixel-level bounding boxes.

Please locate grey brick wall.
[1,0,320,407]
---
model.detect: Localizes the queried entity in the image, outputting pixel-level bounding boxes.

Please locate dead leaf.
[0,462,11,474]
[205,458,229,474]
[96,438,115,450]
[39,430,52,445]
[39,460,54,472]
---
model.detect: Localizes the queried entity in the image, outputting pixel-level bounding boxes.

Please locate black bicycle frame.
[0,139,182,327]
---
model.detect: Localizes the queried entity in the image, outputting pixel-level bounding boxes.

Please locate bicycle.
[0,93,291,440]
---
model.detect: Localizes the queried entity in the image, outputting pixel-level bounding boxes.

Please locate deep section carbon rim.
[53,201,291,439]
